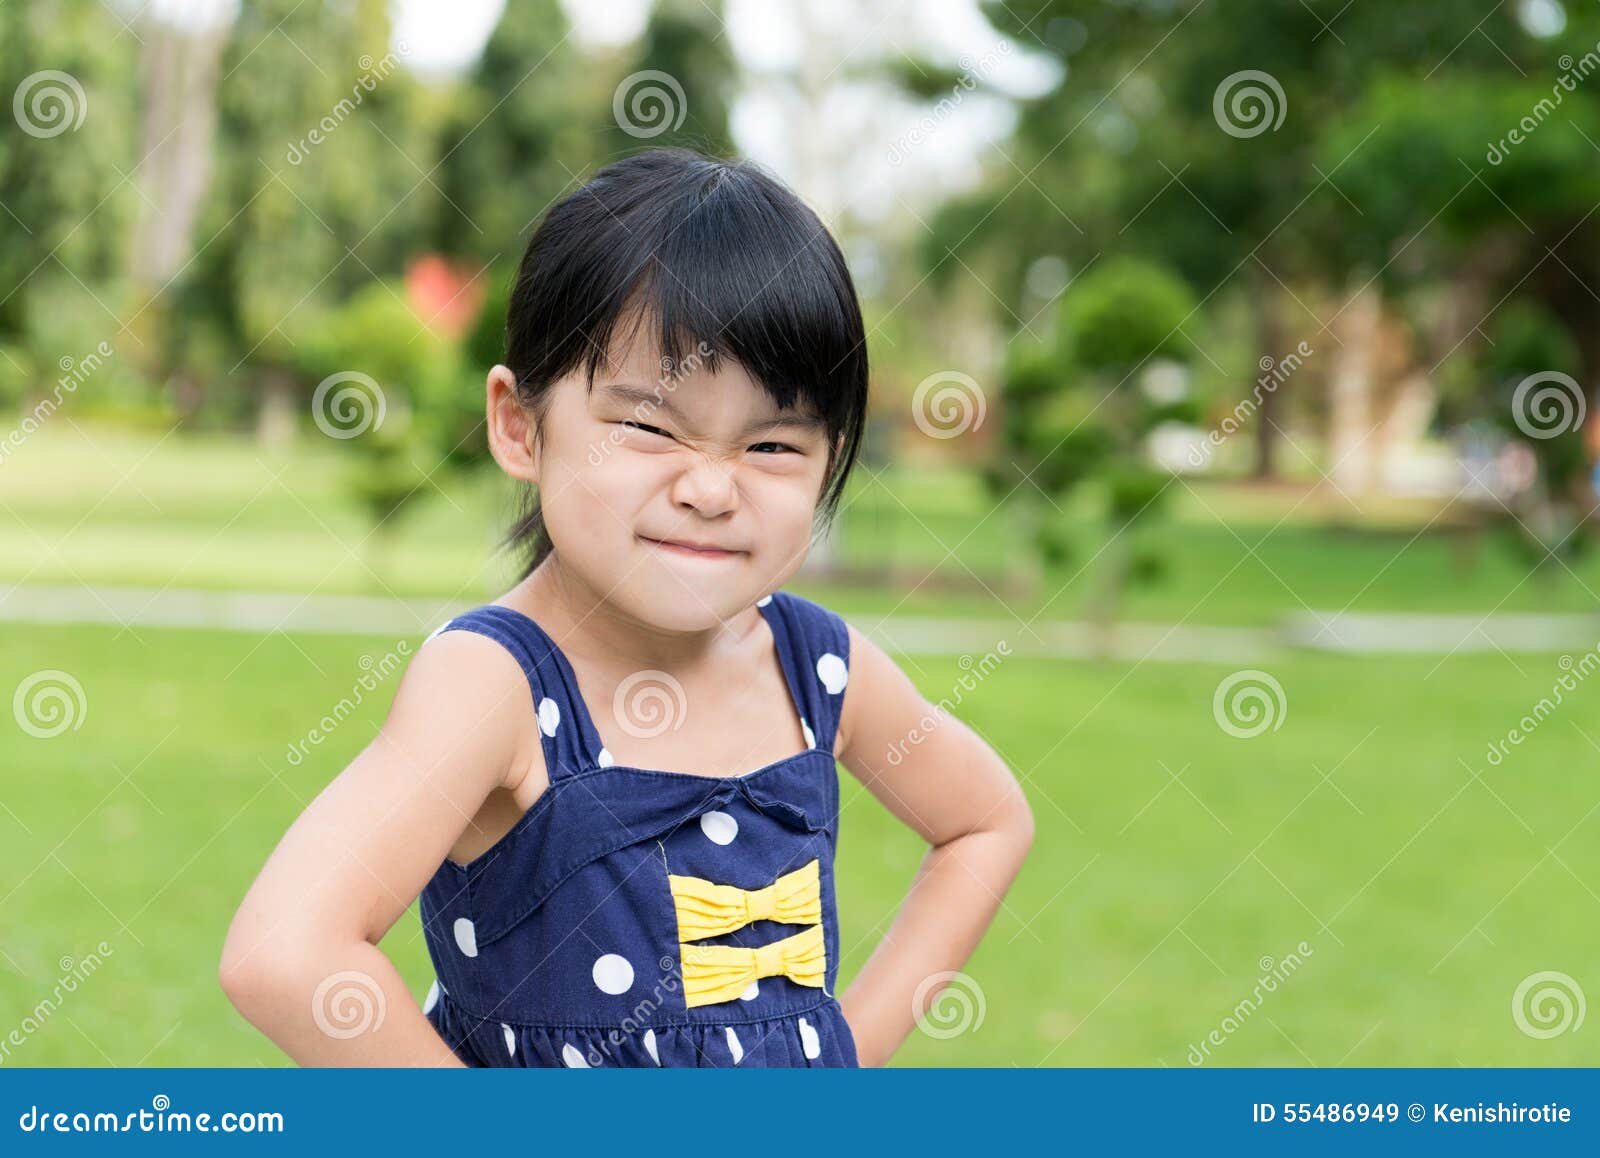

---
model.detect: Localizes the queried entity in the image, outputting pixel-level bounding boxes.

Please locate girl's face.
[529,334,834,632]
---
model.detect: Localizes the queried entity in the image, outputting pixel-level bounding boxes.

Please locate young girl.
[219,148,1033,1068]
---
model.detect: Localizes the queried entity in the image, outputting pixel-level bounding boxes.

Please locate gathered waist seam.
[432,987,843,1031]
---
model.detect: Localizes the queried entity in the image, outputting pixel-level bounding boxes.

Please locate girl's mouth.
[639,535,744,560]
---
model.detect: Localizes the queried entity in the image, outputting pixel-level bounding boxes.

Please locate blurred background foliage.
[4,0,1600,1068]
[2,0,1596,616]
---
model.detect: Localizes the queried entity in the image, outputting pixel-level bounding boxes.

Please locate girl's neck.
[519,553,748,675]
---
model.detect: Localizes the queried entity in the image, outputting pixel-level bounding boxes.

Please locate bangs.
[505,149,868,440]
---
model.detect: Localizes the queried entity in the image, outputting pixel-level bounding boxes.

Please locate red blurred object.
[404,254,485,339]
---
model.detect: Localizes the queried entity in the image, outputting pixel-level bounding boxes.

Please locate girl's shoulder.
[405,613,545,749]
[378,615,548,808]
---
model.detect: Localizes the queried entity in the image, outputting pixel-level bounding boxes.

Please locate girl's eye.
[619,420,671,438]
[749,441,798,455]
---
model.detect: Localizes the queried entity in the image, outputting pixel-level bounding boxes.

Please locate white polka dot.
[756,594,772,607]
[739,980,760,1002]
[798,1016,820,1059]
[561,1042,590,1067]
[592,953,634,995]
[597,746,614,767]
[816,653,848,695]
[643,1028,660,1065]
[502,1023,516,1057]
[538,696,561,737]
[453,917,478,957]
[726,1026,745,1065]
[422,978,440,1015]
[801,718,816,749]
[700,810,738,845]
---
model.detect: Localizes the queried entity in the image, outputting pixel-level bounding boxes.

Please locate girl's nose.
[670,455,740,517]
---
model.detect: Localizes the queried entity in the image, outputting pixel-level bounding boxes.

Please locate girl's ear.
[486,365,538,483]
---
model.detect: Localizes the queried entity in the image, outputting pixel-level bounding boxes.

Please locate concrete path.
[1,582,1593,661]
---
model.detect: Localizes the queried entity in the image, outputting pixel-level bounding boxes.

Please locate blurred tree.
[0,2,136,404]
[294,280,463,580]
[126,5,230,400]
[603,0,736,161]
[1313,51,1600,556]
[992,256,1200,647]
[941,0,1590,486]
[1483,302,1592,577]
[175,0,426,440]
[429,0,597,264]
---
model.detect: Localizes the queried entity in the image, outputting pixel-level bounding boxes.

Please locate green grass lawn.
[2,620,1593,1066]
[3,422,1598,624]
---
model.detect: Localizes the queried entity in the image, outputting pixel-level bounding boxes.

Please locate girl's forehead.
[587,376,826,435]
[601,330,719,382]
[589,336,823,425]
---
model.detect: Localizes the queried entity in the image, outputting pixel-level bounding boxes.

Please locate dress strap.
[424,606,598,781]
[759,591,851,757]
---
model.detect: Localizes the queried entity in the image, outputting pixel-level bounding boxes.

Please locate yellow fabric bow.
[679,924,826,1008]
[669,858,822,942]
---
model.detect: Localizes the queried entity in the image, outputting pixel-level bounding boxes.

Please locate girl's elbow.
[217,936,281,1018]
[217,922,316,1019]
[1007,787,1036,858]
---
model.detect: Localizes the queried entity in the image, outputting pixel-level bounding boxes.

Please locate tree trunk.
[1327,280,1381,495]
[128,12,228,388]
[1084,518,1133,661]
[1250,266,1287,481]
[257,368,299,448]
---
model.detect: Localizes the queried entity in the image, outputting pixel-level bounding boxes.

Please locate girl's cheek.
[753,479,825,550]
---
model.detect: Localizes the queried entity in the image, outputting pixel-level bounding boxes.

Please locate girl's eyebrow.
[600,383,827,435]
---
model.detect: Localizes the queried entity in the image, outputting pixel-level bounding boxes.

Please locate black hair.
[497,147,869,577]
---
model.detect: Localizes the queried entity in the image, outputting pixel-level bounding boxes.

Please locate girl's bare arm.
[834,623,1034,1067]
[218,630,544,1066]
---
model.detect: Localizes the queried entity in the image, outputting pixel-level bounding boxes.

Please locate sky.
[143,0,1060,228]
[389,0,1058,227]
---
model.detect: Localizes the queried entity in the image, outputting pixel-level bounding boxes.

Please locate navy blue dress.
[416,590,860,1067]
